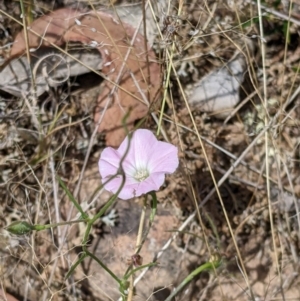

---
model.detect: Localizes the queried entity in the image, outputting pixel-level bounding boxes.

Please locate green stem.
[87,251,121,285]
[124,192,158,301]
[124,262,158,281]
[149,191,157,223]
[65,187,123,287]
[65,253,86,279]
[57,176,88,219]
[165,260,222,301]
[66,152,128,286]
[135,192,157,254]
[65,195,123,287]
[33,219,88,231]
[65,113,134,289]
[82,190,120,246]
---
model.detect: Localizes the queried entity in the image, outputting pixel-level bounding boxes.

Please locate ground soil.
[1,1,300,301]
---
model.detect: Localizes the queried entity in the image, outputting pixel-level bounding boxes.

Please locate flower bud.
[120,279,130,292]
[6,221,33,235]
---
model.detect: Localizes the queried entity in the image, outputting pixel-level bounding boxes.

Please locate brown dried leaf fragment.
[10,8,80,56]
[10,8,161,146]
[0,289,20,301]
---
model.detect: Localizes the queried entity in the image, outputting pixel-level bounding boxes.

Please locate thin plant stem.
[18,0,33,85]
[65,253,86,279]
[149,191,157,223]
[65,117,134,294]
[125,192,158,301]
[165,258,222,301]
[157,42,176,136]
[64,184,124,288]
[136,191,157,253]
[135,197,148,252]
[124,262,158,281]
[87,251,121,285]
[57,176,88,219]
[33,219,88,231]
[127,196,147,301]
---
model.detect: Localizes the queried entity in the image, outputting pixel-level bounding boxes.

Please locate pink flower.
[98,129,179,200]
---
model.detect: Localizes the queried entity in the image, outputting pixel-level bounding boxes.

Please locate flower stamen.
[134,169,149,182]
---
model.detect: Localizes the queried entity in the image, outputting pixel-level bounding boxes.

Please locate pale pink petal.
[99,146,137,178]
[105,178,140,200]
[131,129,157,169]
[147,142,179,174]
[117,134,130,156]
[98,147,121,178]
[117,182,144,200]
[103,175,139,200]
[104,173,164,200]
[118,186,138,200]
[135,173,165,195]
[116,176,162,199]
[118,158,136,177]
[102,175,123,191]
[119,129,156,170]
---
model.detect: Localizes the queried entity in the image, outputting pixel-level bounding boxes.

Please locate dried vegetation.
[0,0,300,300]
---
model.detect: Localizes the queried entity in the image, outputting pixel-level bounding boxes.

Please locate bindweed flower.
[98,129,179,200]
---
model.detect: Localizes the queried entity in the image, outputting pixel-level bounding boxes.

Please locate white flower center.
[134,168,149,182]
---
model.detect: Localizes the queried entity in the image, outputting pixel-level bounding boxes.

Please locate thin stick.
[127,197,147,301]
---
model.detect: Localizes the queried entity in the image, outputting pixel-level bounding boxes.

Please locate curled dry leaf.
[9,8,161,146]
[0,47,102,97]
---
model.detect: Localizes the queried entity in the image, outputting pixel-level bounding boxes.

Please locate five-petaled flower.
[98,129,179,200]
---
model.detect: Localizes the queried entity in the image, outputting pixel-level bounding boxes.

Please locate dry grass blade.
[1,0,300,301]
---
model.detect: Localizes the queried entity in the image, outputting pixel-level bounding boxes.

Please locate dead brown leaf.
[10,8,161,146]
[0,290,19,301]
